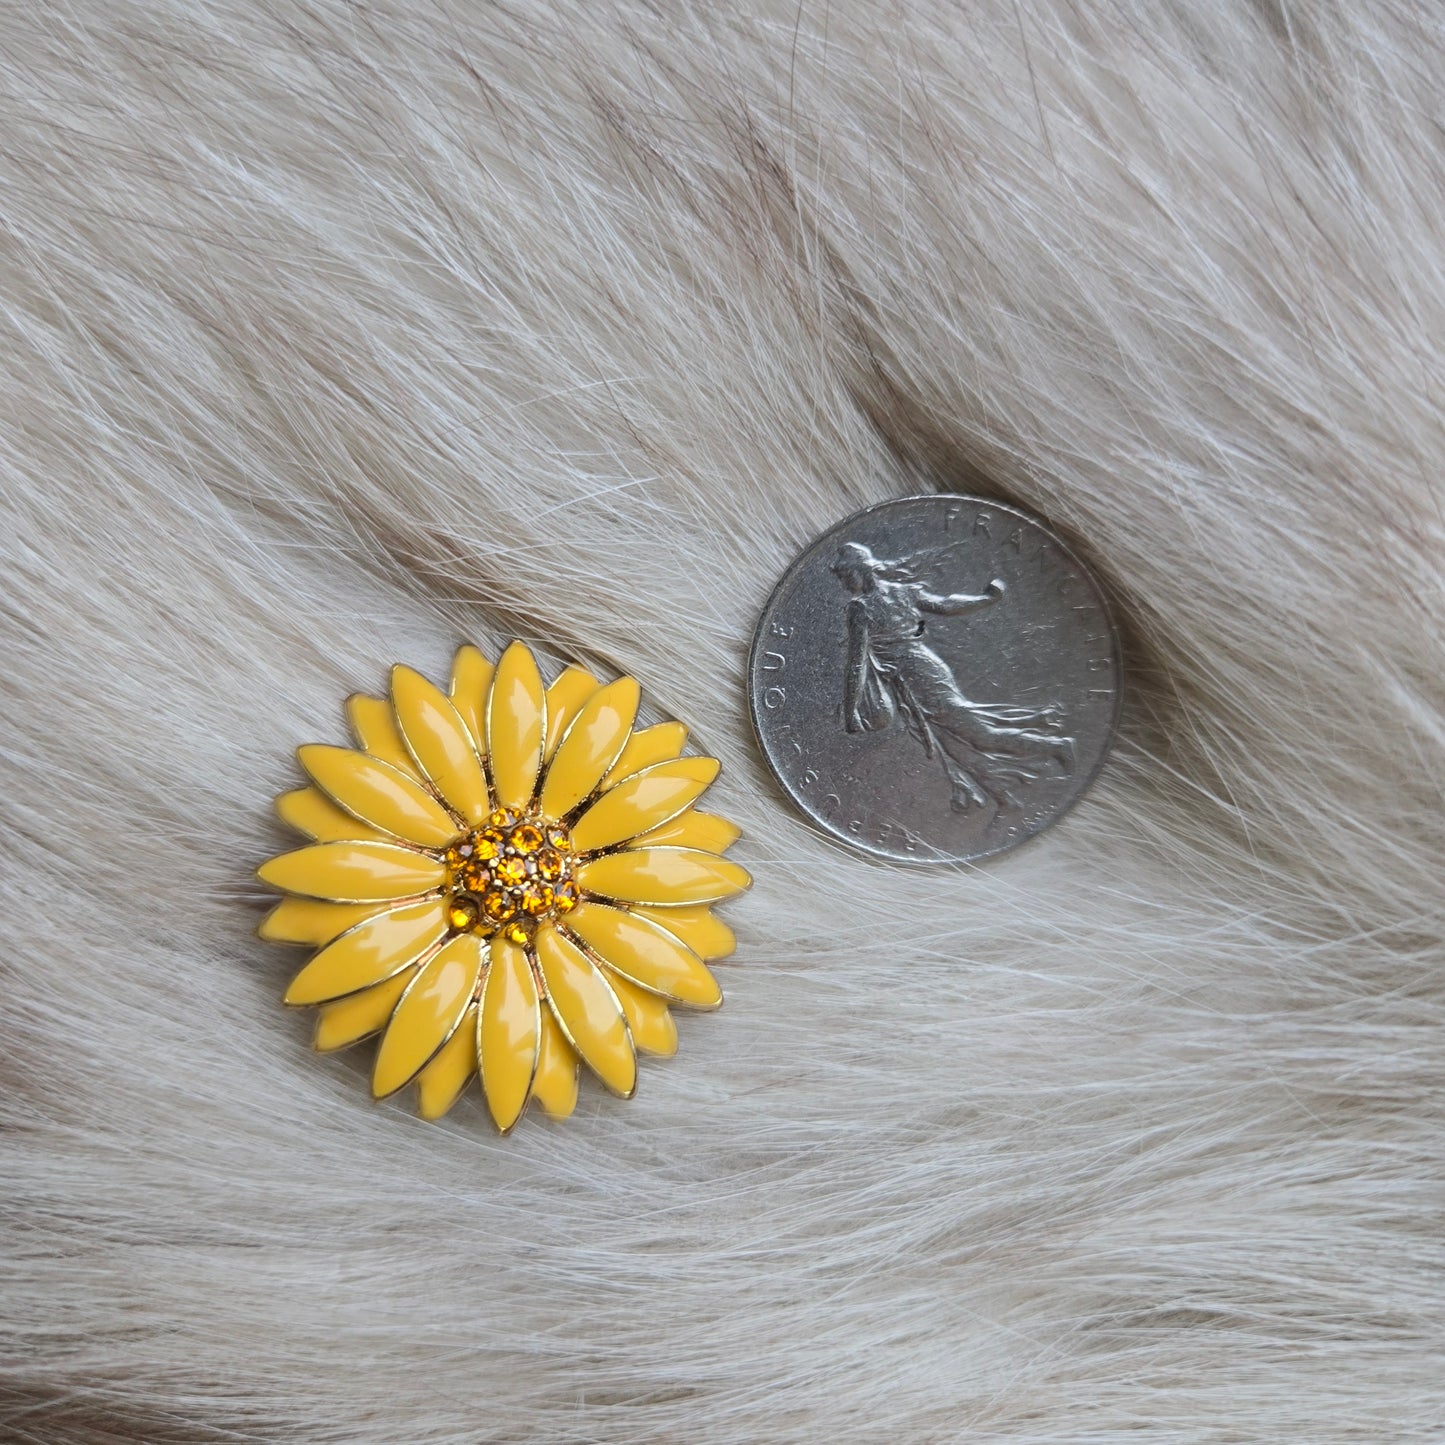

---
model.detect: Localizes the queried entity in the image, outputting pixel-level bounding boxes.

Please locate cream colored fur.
[2,2,1441,1440]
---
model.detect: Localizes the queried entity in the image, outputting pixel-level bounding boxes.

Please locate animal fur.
[1,1,1441,1440]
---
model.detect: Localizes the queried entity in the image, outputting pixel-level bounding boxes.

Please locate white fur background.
[2,2,1442,1440]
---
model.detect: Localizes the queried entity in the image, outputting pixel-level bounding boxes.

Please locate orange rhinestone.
[489,807,520,829]
[512,823,544,854]
[447,897,478,932]
[444,840,473,869]
[481,889,516,923]
[545,823,570,849]
[459,860,492,892]
[520,882,554,916]
[536,848,565,883]
[553,880,579,914]
[494,856,526,888]
[472,829,503,862]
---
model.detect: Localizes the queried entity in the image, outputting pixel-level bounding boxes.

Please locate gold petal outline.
[282,900,450,1006]
[576,846,751,908]
[529,1009,581,1120]
[606,971,678,1057]
[449,644,494,757]
[257,897,385,948]
[390,664,491,827]
[601,720,688,788]
[257,840,447,904]
[275,787,387,845]
[632,808,740,854]
[415,1002,481,1120]
[346,694,425,781]
[485,641,548,810]
[531,926,638,1100]
[630,904,737,962]
[570,756,722,853]
[539,676,642,821]
[477,939,541,1135]
[371,933,487,1099]
[543,666,601,762]
[313,967,417,1051]
[298,744,459,848]
[559,906,722,1011]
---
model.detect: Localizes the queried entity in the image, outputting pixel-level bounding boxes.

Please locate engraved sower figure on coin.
[749,496,1121,864]
[832,541,1075,813]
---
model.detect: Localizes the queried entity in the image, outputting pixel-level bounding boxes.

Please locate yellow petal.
[571,758,721,852]
[635,809,740,854]
[347,694,423,778]
[486,641,546,810]
[632,905,736,961]
[478,937,540,1133]
[533,924,636,1098]
[577,848,748,907]
[539,676,640,819]
[314,969,414,1051]
[276,787,386,844]
[259,898,383,948]
[565,902,722,1008]
[391,665,491,826]
[415,1004,479,1120]
[530,1010,580,1120]
[543,666,600,761]
[607,972,677,1057]
[372,933,485,1097]
[259,841,445,903]
[449,644,494,755]
[299,744,458,848]
[602,721,688,787]
[284,900,448,1005]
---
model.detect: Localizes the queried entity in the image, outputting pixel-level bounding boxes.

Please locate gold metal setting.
[443,808,581,948]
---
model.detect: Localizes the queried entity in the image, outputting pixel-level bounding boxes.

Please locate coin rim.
[747,493,1123,865]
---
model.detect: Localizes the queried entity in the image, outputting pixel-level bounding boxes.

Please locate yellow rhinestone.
[481,889,516,923]
[443,840,472,869]
[489,807,520,829]
[472,829,503,862]
[520,882,554,916]
[447,897,478,931]
[459,860,492,892]
[545,823,570,849]
[536,848,565,883]
[494,856,526,887]
[553,880,579,913]
[504,922,529,945]
[512,823,544,854]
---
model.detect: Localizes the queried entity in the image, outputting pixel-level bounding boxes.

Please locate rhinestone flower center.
[443,807,578,945]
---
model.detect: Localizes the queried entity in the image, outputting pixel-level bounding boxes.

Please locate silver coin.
[748,494,1122,864]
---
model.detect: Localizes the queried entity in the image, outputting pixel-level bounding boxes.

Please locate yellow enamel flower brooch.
[258,642,749,1130]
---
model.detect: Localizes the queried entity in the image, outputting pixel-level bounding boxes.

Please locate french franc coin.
[748,494,1121,863]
